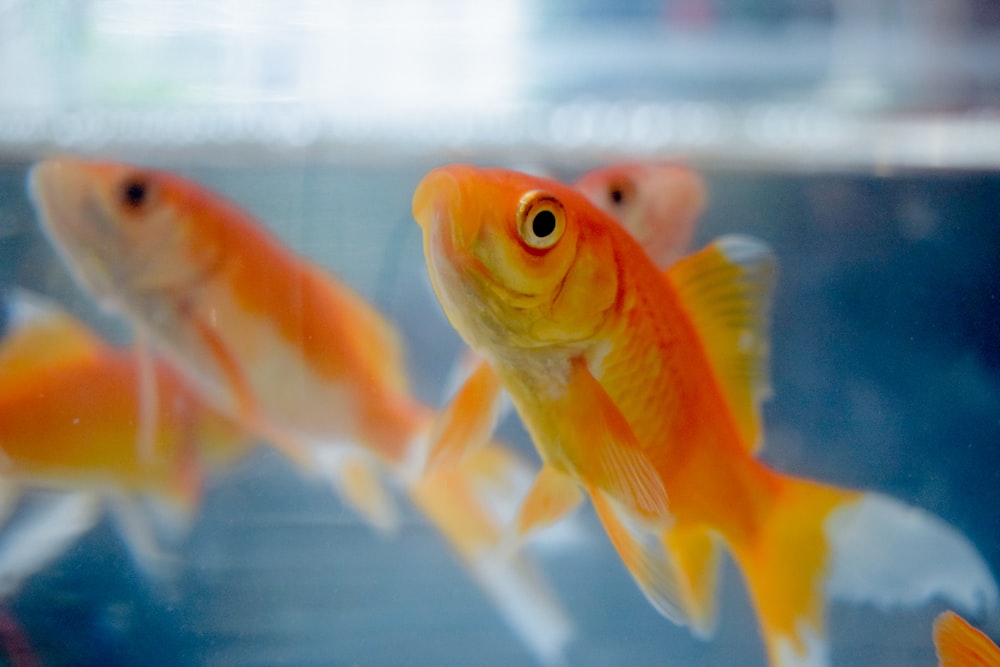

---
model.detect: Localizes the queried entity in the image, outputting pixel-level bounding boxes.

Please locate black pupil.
[532,210,557,238]
[609,186,624,204]
[122,179,148,208]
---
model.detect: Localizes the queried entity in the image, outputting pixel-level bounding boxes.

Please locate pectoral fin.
[335,455,398,534]
[189,315,314,470]
[424,357,504,470]
[189,314,258,423]
[558,357,668,521]
[132,331,159,465]
[590,489,711,631]
[512,464,584,541]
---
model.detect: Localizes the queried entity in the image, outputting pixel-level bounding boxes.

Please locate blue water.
[0,158,997,666]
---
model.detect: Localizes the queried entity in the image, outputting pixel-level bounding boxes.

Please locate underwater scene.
[1,1,1000,666]
[0,156,996,666]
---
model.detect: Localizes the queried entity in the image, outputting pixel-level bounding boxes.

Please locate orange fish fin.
[189,314,258,421]
[512,464,584,541]
[663,523,723,637]
[132,331,159,466]
[330,453,398,534]
[189,313,317,471]
[425,357,505,470]
[165,408,206,518]
[410,446,574,665]
[559,357,668,520]
[0,290,106,378]
[731,477,998,667]
[665,235,775,454]
[934,611,1000,667]
[589,489,702,629]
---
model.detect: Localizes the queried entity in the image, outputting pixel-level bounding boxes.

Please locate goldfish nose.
[27,157,83,207]
[26,160,61,205]
[412,167,461,232]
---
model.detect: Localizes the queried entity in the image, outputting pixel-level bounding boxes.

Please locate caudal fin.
[734,477,998,667]
[934,610,1000,667]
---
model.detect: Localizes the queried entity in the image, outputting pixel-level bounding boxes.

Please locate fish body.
[0,291,250,594]
[29,159,423,471]
[935,611,1000,667]
[574,161,706,268]
[28,158,572,663]
[0,291,246,504]
[413,164,998,666]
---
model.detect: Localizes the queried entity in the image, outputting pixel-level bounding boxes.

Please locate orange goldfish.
[0,290,250,594]
[413,164,998,667]
[575,161,706,268]
[935,611,1000,667]
[28,158,572,664]
[427,161,708,468]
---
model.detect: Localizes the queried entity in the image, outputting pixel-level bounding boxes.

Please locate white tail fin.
[826,493,999,615]
[0,492,102,597]
[724,475,997,667]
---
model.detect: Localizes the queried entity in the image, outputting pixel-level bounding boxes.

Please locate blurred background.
[1,0,999,166]
[0,1,998,666]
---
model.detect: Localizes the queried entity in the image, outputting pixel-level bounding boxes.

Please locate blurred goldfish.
[0,290,250,595]
[575,161,706,268]
[28,158,572,664]
[413,164,998,667]
[935,611,1000,667]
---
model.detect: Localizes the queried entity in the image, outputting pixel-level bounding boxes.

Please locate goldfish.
[28,158,572,664]
[935,611,1000,667]
[0,289,250,595]
[412,164,998,667]
[427,161,708,467]
[575,161,706,268]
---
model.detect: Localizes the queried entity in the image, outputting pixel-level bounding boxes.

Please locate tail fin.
[409,442,574,666]
[0,492,102,598]
[934,610,1000,667]
[734,477,998,667]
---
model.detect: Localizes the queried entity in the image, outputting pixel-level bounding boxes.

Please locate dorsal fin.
[665,235,775,454]
[0,290,106,379]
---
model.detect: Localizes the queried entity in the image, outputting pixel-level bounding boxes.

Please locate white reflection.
[82,0,527,116]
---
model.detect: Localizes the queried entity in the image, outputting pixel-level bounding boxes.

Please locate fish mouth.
[28,159,83,235]
[413,165,487,256]
[27,158,130,302]
[412,167,459,234]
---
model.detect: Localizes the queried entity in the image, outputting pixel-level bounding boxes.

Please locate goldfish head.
[574,162,706,268]
[28,157,226,313]
[413,165,621,352]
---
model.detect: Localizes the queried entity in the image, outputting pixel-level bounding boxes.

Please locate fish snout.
[412,167,461,233]
[27,159,68,209]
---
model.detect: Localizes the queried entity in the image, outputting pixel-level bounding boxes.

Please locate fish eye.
[120,175,151,211]
[517,191,565,250]
[607,178,634,207]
